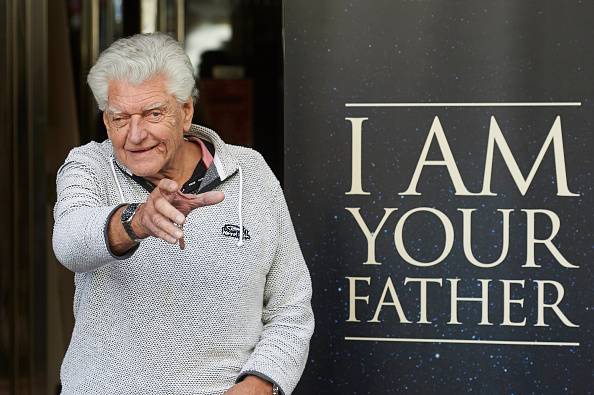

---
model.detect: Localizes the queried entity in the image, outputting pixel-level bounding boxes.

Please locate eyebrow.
[106,102,167,115]
[107,106,123,114]
[145,102,166,111]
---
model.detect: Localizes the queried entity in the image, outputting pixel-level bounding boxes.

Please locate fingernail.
[174,230,183,239]
[176,215,184,224]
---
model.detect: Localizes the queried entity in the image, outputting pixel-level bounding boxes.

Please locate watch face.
[122,204,139,222]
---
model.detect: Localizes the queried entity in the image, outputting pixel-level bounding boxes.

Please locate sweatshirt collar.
[185,124,239,182]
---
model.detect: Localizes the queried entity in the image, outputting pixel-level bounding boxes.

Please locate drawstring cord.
[236,165,244,247]
[110,155,125,204]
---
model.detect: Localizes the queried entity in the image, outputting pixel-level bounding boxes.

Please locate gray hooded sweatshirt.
[53,125,314,395]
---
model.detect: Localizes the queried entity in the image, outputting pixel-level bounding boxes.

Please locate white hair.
[87,32,198,111]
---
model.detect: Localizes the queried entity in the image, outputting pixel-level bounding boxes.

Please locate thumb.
[172,191,225,216]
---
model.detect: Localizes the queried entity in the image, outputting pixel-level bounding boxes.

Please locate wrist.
[129,203,150,239]
[241,375,273,393]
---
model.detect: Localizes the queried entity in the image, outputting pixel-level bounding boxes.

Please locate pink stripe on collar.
[186,136,214,168]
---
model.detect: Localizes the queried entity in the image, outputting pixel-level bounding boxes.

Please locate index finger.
[157,179,180,196]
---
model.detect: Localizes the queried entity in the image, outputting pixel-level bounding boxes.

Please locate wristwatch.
[272,384,279,395]
[121,203,143,243]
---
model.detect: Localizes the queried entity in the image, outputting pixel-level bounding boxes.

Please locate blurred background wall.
[0,1,283,393]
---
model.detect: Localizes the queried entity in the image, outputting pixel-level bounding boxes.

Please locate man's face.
[103,75,194,183]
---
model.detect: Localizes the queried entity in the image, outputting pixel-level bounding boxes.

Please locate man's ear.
[182,97,194,132]
[103,112,112,138]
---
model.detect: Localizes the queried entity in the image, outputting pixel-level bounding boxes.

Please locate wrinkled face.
[103,75,194,183]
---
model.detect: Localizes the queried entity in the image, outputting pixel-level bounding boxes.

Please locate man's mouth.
[128,145,157,154]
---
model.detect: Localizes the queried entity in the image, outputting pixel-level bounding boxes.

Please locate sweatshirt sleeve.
[238,175,315,395]
[52,149,135,273]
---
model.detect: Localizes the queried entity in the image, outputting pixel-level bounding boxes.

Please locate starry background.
[284,1,593,394]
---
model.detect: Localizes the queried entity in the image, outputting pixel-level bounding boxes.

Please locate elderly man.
[53,32,313,395]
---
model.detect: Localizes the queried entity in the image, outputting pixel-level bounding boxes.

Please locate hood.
[185,124,240,187]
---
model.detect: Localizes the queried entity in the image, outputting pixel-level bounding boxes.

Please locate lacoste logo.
[222,224,251,241]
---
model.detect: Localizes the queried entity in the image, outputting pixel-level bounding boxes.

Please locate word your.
[346,207,577,268]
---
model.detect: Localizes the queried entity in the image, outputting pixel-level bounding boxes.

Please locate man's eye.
[147,111,163,121]
[112,117,129,127]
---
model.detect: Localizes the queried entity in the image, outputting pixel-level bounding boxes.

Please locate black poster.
[284,1,593,393]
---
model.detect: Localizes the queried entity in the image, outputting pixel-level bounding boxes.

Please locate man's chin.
[127,165,160,179]
[120,156,166,181]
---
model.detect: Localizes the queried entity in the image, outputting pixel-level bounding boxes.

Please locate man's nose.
[128,115,147,143]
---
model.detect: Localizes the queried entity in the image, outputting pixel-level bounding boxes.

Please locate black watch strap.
[121,203,143,243]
